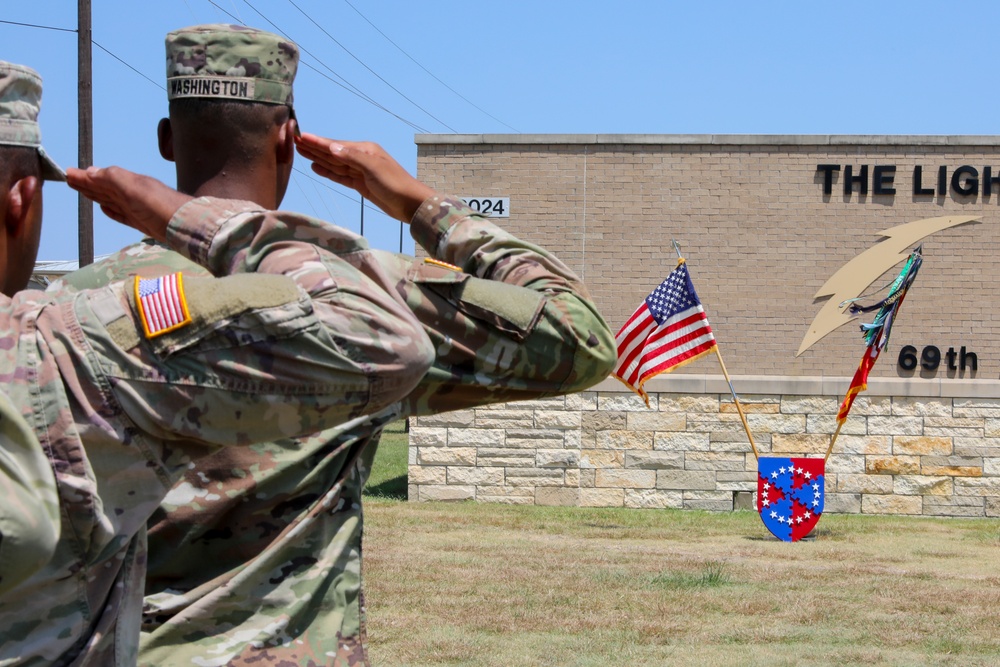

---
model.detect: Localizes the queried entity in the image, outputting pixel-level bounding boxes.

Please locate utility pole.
[77,0,94,267]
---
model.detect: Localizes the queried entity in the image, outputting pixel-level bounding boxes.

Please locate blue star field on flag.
[645,262,701,324]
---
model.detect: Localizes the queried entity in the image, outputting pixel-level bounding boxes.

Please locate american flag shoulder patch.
[134,273,192,338]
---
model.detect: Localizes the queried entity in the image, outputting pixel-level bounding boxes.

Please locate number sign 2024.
[460,197,510,218]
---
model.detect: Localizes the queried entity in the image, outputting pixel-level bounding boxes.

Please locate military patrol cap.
[165,24,298,107]
[0,61,66,182]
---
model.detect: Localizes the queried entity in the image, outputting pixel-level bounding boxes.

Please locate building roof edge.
[414,133,1000,147]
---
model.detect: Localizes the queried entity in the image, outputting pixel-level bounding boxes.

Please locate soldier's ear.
[276,116,296,166]
[157,118,175,162]
[5,175,39,237]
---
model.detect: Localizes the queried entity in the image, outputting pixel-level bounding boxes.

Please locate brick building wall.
[411,135,1000,517]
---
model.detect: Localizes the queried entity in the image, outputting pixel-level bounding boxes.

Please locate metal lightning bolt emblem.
[796,215,979,356]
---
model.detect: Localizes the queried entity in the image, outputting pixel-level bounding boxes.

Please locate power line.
[205,0,430,133]
[1,20,163,91]
[92,41,164,91]
[241,0,440,132]
[0,19,75,33]
[290,169,321,219]
[292,166,409,248]
[226,0,246,24]
[341,0,520,133]
[207,0,360,94]
[6,9,407,136]
[306,174,337,224]
[181,0,200,22]
[281,0,458,132]
[297,61,428,133]
[291,166,383,217]
[204,1,379,108]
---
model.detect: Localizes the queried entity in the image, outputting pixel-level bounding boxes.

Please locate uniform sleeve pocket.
[410,262,544,342]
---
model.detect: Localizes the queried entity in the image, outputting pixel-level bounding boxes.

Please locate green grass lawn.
[359,425,1000,666]
[363,420,409,499]
[363,501,1000,667]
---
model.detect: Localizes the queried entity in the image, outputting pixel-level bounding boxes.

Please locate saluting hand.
[66,166,192,243]
[294,134,436,223]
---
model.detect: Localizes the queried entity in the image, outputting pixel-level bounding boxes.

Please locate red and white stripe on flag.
[613,302,717,400]
[134,273,192,338]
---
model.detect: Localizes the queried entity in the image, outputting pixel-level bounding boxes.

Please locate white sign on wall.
[460,197,509,218]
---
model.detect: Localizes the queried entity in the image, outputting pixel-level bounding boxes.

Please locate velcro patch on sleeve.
[455,277,545,341]
[134,273,192,338]
[127,274,308,358]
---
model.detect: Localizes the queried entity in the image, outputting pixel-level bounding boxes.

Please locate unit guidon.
[167,77,256,100]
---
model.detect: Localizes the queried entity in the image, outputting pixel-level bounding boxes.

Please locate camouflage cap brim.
[38,146,66,182]
[0,61,65,181]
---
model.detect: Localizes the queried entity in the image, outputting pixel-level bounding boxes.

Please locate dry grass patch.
[363,501,1000,666]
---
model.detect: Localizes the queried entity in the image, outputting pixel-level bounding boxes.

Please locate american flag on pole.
[134,273,192,338]
[613,260,717,405]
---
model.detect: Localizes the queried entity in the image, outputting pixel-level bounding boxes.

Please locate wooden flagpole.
[713,347,761,461]
[824,421,844,462]
[671,240,760,460]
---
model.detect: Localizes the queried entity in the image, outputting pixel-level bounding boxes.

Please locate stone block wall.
[408,377,1000,518]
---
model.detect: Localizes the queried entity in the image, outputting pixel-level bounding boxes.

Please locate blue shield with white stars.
[757,456,825,542]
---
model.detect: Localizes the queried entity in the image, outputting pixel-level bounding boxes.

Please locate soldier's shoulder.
[58,242,208,292]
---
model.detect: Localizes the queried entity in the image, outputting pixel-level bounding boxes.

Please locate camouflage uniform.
[0,62,64,596]
[0,191,434,666]
[60,195,616,666]
[0,30,431,667]
[0,391,59,597]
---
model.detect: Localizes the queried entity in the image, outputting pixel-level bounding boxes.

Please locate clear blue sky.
[4,0,1000,261]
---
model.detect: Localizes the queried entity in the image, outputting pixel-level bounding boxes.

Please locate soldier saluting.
[53,23,617,667]
[0,50,434,666]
